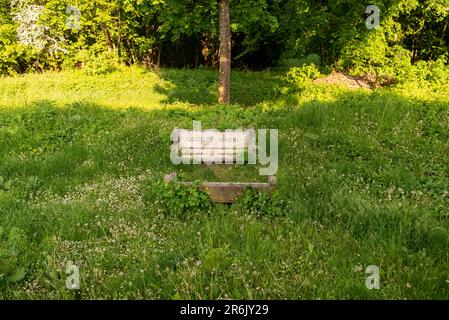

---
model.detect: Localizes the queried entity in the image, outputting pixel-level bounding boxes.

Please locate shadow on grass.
[0,89,448,254]
[154,68,292,106]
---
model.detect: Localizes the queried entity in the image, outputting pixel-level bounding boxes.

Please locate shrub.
[62,44,119,75]
[147,177,211,216]
[0,43,41,75]
[394,55,449,86]
[338,31,449,87]
[286,64,322,86]
[337,33,409,85]
[233,189,287,217]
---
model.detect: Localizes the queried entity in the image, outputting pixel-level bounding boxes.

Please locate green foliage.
[233,189,287,217]
[279,0,449,84]
[1,0,448,76]
[148,177,212,216]
[0,227,28,287]
[64,45,119,75]
[398,55,449,85]
[286,64,322,85]
[0,175,42,200]
[0,68,448,299]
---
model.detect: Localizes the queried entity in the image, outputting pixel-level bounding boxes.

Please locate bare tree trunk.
[412,38,417,64]
[218,0,231,104]
[104,29,114,54]
[117,9,122,59]
[195,45,200,69]
[126,39,137,64]
[157,42,162,67]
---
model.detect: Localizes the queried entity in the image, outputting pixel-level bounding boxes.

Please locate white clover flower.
[353,265,363,272]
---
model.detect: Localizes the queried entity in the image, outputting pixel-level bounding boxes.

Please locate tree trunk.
[127,39,137,65]
[218,0,231,104]
[117,9,122,59]
[157,42,162,67]
[104,28,114,54]
[194,45,200,69]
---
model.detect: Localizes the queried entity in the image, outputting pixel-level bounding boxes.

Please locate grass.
[0,66,448,299]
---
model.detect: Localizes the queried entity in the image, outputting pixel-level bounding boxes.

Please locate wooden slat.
[164,172,277,203]
[177,131,249,148]
[174,129,249,163]
[178,181,276,203]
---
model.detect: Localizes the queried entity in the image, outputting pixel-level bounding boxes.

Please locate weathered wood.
[218,0,231,104]
[168,127,277,203]
[164,172,177,183]
[164,172,277,203]
[187,182,275,203]
[268,175,277,186]
[177,130,248,147]
[173,129,250,164]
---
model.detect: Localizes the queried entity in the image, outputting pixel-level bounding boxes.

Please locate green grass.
[0,67,448,299]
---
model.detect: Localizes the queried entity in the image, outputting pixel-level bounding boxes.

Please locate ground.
[0,67,448,299]
[313,71,372,89]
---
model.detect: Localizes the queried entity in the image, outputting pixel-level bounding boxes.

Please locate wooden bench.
[165,128,277,203]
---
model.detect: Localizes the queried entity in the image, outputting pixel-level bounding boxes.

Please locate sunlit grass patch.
[0,68,448,299]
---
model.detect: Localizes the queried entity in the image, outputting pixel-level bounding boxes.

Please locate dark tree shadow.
[154,68,292,106]
[1,88,448,257]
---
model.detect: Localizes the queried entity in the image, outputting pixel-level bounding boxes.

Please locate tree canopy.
[0,0,448,79]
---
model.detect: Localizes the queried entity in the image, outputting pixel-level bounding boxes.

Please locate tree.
[1,0,448,77]
[218,0,231,104]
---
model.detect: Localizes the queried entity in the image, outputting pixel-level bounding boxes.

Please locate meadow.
[0,66,448,299]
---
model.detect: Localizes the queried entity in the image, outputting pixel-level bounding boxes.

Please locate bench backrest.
[171,129,253,164]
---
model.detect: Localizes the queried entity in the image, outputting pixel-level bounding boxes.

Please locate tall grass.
[0,68,448,299]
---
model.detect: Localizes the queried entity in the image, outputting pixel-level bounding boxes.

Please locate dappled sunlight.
[0,68,166,110]
[1,0,449,302]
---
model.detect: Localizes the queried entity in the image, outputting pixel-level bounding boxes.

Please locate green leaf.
[8,267,26,283]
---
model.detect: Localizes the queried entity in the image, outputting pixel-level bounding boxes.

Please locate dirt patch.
[313,72,373,89]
